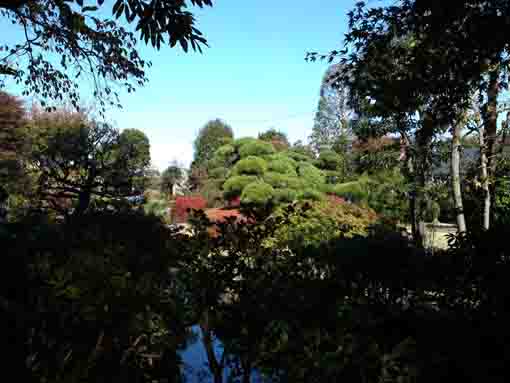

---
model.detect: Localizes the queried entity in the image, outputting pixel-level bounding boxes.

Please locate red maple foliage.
[174,196,207,223]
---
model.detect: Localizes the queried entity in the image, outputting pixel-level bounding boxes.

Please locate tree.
[0,0,212,111]
[193,119,233,168]
[258,128,290,151]
[309,64,353,155]
[28,110,150,215]
[116,128,151,194]
[0,91,31,205]
[206,137,329,206]
[161,162,183,196]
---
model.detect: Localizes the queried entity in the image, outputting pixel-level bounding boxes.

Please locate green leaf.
[82,5,98,12]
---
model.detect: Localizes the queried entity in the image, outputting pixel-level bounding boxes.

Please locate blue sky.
[1,0,362,170]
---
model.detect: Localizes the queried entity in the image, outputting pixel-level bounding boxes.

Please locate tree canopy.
[0,0,212,111]
[193,118,233,168]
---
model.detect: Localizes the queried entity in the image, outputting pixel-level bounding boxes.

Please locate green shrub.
[233,137,258,149]
[332,180,367,202]
[273,188,298,203]
[241,181,274,205]
[298,163,325,187]
[223,175,259,199]
[429,201,441,223]
[298,189,324,201]
[208,167,228,180]
[286,150,313,162]
[214,144,235,158]
[263,172,301,189]
[239,140,276,158]
[144,199,168,218]
[267,155,297,175]
[316,150,345,171]
[232,156,268,175]
[268,200,377,248]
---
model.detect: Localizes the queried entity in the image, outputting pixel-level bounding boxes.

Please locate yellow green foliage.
[267,200,377,248]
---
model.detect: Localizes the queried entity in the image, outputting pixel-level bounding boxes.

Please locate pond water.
[179,325,267,383]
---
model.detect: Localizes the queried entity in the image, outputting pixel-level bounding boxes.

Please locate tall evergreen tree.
[309,65,353,155]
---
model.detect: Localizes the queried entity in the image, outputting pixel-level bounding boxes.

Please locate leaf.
[76,0,83,6]
[179,38,188,53]
[83,6,98,12]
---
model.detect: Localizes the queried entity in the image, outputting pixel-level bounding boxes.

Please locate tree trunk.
[414,114,435,248]
[486,65,499,175]
[451,121,467,233]
[75,190,91,216]
[200,311,223,383]
[399,131,418,242]
[480,125,491,230]
[241,355,251,383]
[481,63,500,229]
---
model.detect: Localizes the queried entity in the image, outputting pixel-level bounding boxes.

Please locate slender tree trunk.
[479,125,491,230]
[200,311,223,383]
[414,114,435,248]
[481,63,500,229]
[399,130,418,241]
[451,121,467,233]
[75,189,91,216]
[241,357,251,383]
[486,65,499,175]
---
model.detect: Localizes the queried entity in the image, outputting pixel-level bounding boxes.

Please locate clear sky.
[1,0,362,170]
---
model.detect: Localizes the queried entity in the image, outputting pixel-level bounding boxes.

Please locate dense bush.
[208,166,228,180]
[214,143,235,159]
[240,181,274,205]
[238,140,275,158]
[286,150,313,162]
[1,211,188,383]
[232,155,268,175]
[298,162,325,186]
[268,199,377,248]
[223,175,259,199]
[315,149,345,171]
[267,155,298,175]
[263,172,301,189]
[298,188,324,201]
[273,188,298,203]
[233,137,258,149]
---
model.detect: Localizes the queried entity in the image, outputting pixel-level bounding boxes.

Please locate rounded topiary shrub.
[234,137,258,149]
[273,188,298,203]
[316,150,345,171]
[267,155,297,175]
[232,155,268,175]
[298,163,325,187]
[263,172,301,189]
[239,140,276,158]
[286,150,313,162]
[223,175,259,199]
[241,181,274,205]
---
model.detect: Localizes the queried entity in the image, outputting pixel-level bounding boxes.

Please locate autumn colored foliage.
[174,196,207,223]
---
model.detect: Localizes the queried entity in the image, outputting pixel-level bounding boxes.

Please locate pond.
[179,325,268,383]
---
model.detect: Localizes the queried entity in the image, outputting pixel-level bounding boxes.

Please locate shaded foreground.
[2,208,510,383]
